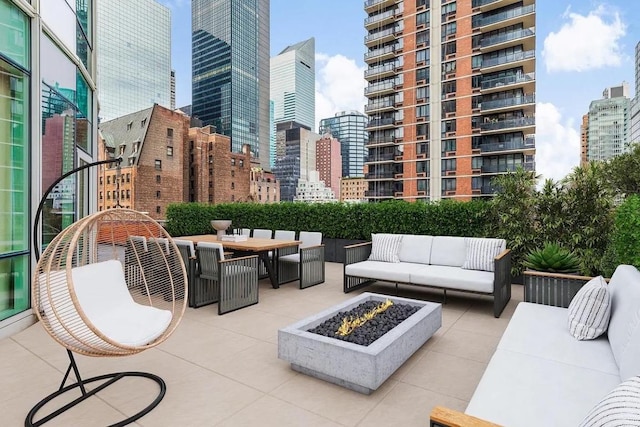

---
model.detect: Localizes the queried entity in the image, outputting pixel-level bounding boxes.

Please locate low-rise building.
[294,171,336,203]
[249,166,280,203]
[340,177,366,203]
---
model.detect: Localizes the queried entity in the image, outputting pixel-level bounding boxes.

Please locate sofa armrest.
[430,406,502,427]
[492,249,511,318]
[344,242,372,266]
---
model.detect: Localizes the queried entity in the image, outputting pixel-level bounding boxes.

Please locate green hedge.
[611,195,640,269]
[165,200,492,240]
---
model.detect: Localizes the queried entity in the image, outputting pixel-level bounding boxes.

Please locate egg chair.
[26,160,187,426]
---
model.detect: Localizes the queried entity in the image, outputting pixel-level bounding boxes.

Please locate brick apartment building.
[249,166,280,203]
[98,104,188,220]
[315,135,342,199]
[340,177,367,202]
[364,0,536,201]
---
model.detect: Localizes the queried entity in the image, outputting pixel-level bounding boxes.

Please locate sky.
[158,0,640,184]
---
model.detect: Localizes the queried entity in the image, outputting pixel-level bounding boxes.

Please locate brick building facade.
[315,135,342,200]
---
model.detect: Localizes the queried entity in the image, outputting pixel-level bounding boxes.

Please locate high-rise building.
[363,0,536,201]
[629,42,640,145]
[586,83,630,163]
[580,114,589,167]
[1,0,98,335]
[192,0,270,169]
[96,0,171,122]
[319,111,368,178]
[315,135,342,199]
[271,38,315,130]
[273,121,319,201]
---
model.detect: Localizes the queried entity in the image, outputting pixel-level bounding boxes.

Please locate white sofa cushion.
[568,276,611,340]
[466,349,620,427]
[429,236,467,267]
[398,235,433,265]
[499,303,619,375]
[462,238,505,272]
[606,265,640,381]
[345,260,416,283]
[579,375,640,427]
[409,265,494,293]
[369,233,402,263]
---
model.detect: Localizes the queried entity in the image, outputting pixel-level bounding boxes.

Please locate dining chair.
[278,231,325,289]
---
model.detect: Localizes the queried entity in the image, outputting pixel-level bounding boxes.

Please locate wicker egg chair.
[26,159,187,427]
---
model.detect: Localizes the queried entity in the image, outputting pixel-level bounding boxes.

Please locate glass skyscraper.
[96,0,171,122]
[270,38,315,130]
[1,0,98,335]
[319,111,368,178]
[192,0,270,168]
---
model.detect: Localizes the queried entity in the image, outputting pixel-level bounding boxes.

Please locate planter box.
[523,271,592,308]
[322,238,366,263]
[278,292,441,394]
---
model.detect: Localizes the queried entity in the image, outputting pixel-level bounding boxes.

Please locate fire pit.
[278,292,441,394]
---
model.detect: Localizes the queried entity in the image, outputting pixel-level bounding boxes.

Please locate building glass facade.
[587,84,630,162]
[192,0,270,168]
[319,111,367,178]
[270,38,315,130]
[0,0,98,333]
[96,0,171,122]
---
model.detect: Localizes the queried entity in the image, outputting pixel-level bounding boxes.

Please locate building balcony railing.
[366,151,399,162]
[364,0,395,10]
[364,81,395,96]
[364,44,397,61]
[481,184,499,194]
[477,4,535,28]
[365,189,396,197]
[480,116,535,131]
[364,27,395,45]
[478,138,535,153]
[365,171,396,179]
[480,27,535,48]
[366,117,395,128]
[364,63,396,78]
[481,50,535,69]
[365,98,395,112]
[472,0,500,8]
[481,161,535,174]
[481,94,535,111]
[481,72,535,90]
[367,135,396,146]
[364,9,395,27]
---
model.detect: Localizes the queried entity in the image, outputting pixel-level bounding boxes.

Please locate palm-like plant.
[524,242,581,274]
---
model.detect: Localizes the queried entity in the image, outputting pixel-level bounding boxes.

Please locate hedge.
[165,200,492,240]
[611,195,640,269]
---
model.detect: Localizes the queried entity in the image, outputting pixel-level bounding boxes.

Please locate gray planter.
[322,238,367,263]
[523,271,592,308]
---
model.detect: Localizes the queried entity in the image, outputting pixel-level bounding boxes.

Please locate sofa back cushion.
[398,235,433,265]
[429,236,467,267]
[368,233,403,263]
[461,238,506,272]
[607,265,640,380]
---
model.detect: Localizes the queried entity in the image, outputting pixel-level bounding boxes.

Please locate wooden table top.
[173,235,301,251]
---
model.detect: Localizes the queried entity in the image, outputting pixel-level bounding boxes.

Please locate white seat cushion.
[409,265,494,293]
[568,276,611,340]
[345,260,413,283]
[72,260,172,347]
[398,235,433,265]
[466,349,621,427]
[500,303,619,375]
[429,236,467,267]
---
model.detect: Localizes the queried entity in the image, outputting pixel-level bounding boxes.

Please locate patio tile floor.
[1,262,523,426]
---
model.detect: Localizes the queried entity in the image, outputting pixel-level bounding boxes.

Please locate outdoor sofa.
[431,264,640,426]
[343,234,511,317]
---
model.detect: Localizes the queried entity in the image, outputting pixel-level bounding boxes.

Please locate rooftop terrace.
[1,262,523,426]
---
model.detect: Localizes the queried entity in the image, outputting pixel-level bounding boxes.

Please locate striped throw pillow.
[568,276,611,340]
[579,376,640,427]
[368,234,403,263]
[461,238,503,272]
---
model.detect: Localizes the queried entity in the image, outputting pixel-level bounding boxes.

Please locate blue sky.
[159,0,640,182]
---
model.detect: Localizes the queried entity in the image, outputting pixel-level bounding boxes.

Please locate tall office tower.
[587,83,630,162]
[170,69,176,110]
[1,0,98,335]
[319,111,368,178]
[363,0,536,201]
[580,114,589,167]
[192,0,271,169]
[271,38,316,130]
[270,100,276,168]
[315,135,343,199]
[96,0,171,122]
[630,42,640,145]
[273,121,319,201]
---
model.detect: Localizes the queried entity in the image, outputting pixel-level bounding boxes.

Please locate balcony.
[480,117,535,132]
[364,9,395,28]
[364,63,396,80]
[479,137,536,153]
[481,184,499,194]
[480,27,535,50]
[481,94,535,112]
[364,27,396,46]
[365,170,395,179]
[366,150,400,162]
[365,188,396,197]
[364,80,395,96]
[480,50,535,72]
[481,161,535,174]
[364,44,397,62]
[364,0,396,12]
[476,4,535,30]
[481,72,535,92]
[366,117,395,129]
[365,98,395,113]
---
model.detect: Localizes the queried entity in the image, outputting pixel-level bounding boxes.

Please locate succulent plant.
[524,242,581,274]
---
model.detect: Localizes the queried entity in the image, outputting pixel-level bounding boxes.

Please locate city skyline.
[159,0,640,183]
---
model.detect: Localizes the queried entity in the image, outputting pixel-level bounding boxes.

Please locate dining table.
[172,235,301,289]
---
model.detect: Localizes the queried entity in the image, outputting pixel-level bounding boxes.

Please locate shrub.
[611,194,640,269]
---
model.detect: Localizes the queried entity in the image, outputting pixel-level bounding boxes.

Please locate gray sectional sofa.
[343,235,512,317]
[431,264,640,426]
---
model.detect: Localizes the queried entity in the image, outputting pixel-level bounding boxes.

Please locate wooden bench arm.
[494,248,510,261]
[344,241,372,249]
[430,406,501,427]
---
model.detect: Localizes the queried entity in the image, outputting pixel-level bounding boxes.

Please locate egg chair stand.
[26,158,187,427]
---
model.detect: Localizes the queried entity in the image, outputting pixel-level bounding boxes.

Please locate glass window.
[0,0,30,69]
[155,159,162,170]
[416,48,430,64]
[442,178,457,191]
[442,139,457,153]
[442,158,457,171]
[416,11,430,26]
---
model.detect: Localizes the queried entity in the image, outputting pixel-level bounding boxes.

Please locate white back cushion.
[429,236,467,267]
[607,265,640,380]
[197,241,225,260]
[398,235,433,264]
[462,238,505,272]
[369,233,403,263]
[567,276,611,340]
[252,229,272,239]
[173,239,195,257]
[274,230,296,240]
[299,231,322,248]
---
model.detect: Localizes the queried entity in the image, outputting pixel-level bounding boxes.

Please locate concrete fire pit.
[278,292,441,394]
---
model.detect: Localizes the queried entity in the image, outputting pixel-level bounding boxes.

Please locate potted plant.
[522,242,593,307]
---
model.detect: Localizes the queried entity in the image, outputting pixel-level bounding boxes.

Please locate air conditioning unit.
[446,131,456,137]
[472,168,481,174]
[417,191,426,196]
[446,54,455,60]
[445,170,456,176]
[417,135,426,140]
[417,153,426,159]
[446,92,456,99]
[447,33,456,40]
[444,151,456,157]
[394,173,404,179]
[446,112,455,118]
[417,117,425,122]
[445,190,456,196]
[417,172,426,177]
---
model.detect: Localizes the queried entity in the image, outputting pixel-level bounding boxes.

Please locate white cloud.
[535,102,581,183]
[315,53,367,131]
[542,5,626,73]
